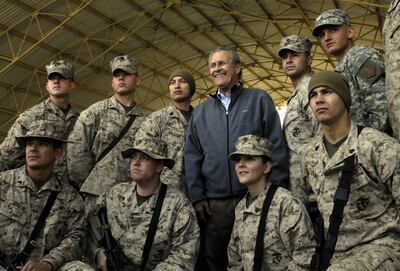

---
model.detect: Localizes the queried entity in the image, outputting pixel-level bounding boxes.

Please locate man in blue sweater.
[185,46,289,270]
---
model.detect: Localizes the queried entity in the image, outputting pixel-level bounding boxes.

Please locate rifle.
[0,252,18,271]
[98,207,120,271]
[308,201,325,271]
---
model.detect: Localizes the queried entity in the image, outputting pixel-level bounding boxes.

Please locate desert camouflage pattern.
[383,0,400,141]
[16,119,68,143]
[67,95,147,195]
[110,55,138,74]
[228,183,315,270]
[335,45,390,133]
[0,166,88,270]
[46,60,74,79]
[135,104,189,192]
[283,74,319,199]
[312,9,350,36]
[0,98,78,182]
[228,134,272,160]
[278,35,313,57]
[300,122,400,269]
[96,182,200,270]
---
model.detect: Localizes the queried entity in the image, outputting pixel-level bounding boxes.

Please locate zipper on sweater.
[226,110,233,196]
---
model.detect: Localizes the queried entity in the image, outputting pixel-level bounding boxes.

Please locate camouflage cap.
[46,60,74,80]
[16,120,68,145]
[110,55,138,75]
[278,35,312,57]
[313,9,350,37]
[121,137,175,169]
[228,135,272,161]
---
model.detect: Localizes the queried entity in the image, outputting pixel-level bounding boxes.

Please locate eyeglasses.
[209,60,233,69]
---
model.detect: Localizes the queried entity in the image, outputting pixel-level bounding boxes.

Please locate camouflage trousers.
[328,244,400,271]
[0,260,95,271]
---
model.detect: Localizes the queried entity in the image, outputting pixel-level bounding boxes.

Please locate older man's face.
[209,50,241,93]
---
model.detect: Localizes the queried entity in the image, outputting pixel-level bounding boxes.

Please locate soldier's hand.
[20,260,52,271]
[96,249,108,271]
[194,200,211,222]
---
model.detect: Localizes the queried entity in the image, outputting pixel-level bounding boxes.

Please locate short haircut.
[208,46,242,80]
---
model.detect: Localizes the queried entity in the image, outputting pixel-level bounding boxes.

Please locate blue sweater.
[185,84,289,203]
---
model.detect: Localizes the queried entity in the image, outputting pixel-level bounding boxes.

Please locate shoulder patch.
[355,58,384,86]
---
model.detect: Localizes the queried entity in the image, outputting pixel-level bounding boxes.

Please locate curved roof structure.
[0,0,390,141]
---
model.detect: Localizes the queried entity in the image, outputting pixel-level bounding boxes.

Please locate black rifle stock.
[98,207,120,271]
[0,252,18,271]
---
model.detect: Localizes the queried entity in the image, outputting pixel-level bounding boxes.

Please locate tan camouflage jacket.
[0,98,78,181]
[67,95,147,195]
[301,122,400,258]
[96,182,200,270]
[228,183,315,271]
[335,46,390,133]
[135,104,191,192]
[283,73,319,153]
[0,166,85,269]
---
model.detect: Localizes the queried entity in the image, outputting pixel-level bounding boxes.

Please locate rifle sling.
[139,183,167,271]
[96,114,136,164]
[253,184,278,271]
[14,190,59,265]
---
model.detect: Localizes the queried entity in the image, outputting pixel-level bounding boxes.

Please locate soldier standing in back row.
[67,55,147,213]
[0,60,79,185]
[383,0,400,141]
[135,69,195,193]
[312,9,390,134]
[279,35,319,200]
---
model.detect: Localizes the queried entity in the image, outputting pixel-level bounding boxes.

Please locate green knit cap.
[308,71,351,110]
[168,69,196,96]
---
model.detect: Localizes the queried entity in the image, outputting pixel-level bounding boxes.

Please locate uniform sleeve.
[262,94,290,187]
[154,200,200,271]
[280,196,315,271]
[135,111,163,140]
[352,49,390,132]
[184,115,206,203]
[67,109,97,189]
[0,115,29,171]
[227,219,244,271]
[41,194,85,269]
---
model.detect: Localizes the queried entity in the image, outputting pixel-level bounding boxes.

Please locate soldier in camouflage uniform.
[301,70,400,270]
[67,55,147,214]
[227,135,315,271]
[135,70,195,193]
[94,136,200,271]
[0,60,79,185]
[383,0,400,141]
[279,35,319,200]
[312,9,390,134]
[0,120,94,271]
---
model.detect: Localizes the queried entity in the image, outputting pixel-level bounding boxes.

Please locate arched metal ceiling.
[0,0,390,142]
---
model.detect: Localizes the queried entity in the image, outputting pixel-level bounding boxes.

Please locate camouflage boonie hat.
[46,60,74,80]
[228,135,272,161]
[313,9,350,37]
[121,137,175,169]
[278,35,312,57]
[16,120,68,145]
[110,55,138,75]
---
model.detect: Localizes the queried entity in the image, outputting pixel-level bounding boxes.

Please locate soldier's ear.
[307,55,312,66]
[347,26,354,40]
[54,147,63,160]
[263,161,272,175]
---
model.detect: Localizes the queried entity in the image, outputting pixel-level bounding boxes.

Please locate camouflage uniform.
[227,135,315,271]
[383,0,400,140]
[135,103,191,192]
[67,55,147,197]
[313,9,390,133]
[0,60,78,183]
[279,35,320,199]
[0,120,93,271]
[301,122,400,269]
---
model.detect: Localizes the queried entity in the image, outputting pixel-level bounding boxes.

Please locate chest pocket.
[0,202,29,249]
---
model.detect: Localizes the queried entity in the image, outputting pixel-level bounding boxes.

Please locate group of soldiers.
[0,4,399,271]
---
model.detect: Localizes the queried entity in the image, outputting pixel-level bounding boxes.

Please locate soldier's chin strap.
[14,190,59,266]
